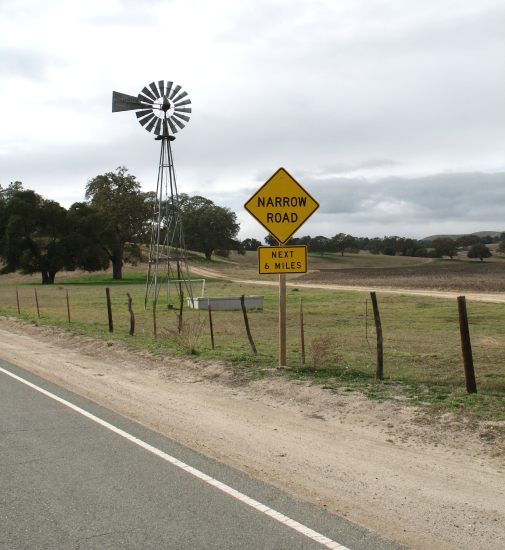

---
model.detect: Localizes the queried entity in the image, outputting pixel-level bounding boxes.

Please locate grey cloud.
[0,48,59,80]
[195,170,505,228]
[380,173,505,221]
[299,159,398,178]
[307,172,505,224]
[214,1,505,152]
[0,135,157,205]
[86,12,156,26]
[86,0,166,25]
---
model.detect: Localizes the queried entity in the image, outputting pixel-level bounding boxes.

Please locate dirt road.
[0,317,503,549]
[189,266,505,303]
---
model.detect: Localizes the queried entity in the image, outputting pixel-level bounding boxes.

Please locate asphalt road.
[0,359,405,550]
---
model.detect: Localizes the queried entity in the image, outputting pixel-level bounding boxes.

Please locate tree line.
[2,167,502,284]
[243,233,504,261]
[0,167,239,284]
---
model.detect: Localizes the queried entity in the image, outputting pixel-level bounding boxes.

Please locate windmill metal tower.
[112,81,194,312]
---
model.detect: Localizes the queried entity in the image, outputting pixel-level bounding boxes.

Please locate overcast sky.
[1,0,504,240]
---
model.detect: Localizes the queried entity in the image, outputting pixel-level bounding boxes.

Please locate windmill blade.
[175,106,192,114]
[165,81,173,98]
[173,112,190,123]
[112,91,144,112]
[172,116,185,130]
[145,116,158,132]
[136,109,154,119]
[138,113,155,127]
[138,113,156,127]
[158,80,165,97]
[174,98,191,107]
[167,118,178,134]
[141,86,157,101]
[169,84,181,99]
[149,82,161,98]
[172,90,188,103]
[138,92,154,105]
[154,118,163,135]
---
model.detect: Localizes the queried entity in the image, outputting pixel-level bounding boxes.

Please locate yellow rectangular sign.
[258,245,307,275]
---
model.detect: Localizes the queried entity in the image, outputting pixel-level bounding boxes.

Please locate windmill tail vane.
[112,80,192,137]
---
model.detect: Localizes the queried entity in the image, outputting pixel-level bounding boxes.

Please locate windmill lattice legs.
[145,135,194,312]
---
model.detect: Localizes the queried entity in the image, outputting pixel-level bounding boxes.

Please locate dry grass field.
[300,257,505,292]
[158,249,505,293]
[0,251,504,423]
[187,249,435,281]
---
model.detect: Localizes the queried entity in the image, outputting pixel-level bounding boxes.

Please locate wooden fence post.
[126,292,135,336]
[105,287,113,333]
[152,303,157,339]
[16,286,20,314]
[240,295,257,355]
[365,299,368,342]
[66,289,71,323]
[370,291,384,380]
[457,296,477,394]
[299,296,305,365]
[34,288,40,318]
[208,303,215,349]
[178,291,184,333]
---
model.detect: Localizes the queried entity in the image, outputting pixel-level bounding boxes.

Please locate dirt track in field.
[190,265,505,303]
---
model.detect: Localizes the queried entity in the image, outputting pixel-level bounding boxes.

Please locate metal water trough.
[187,296,264,311]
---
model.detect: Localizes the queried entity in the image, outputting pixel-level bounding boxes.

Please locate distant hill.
[422,231,504,241]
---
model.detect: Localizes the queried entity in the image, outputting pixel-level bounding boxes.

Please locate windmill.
[112,81,194,314]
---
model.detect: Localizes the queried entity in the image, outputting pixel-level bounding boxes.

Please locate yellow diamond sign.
[244,167,319,244]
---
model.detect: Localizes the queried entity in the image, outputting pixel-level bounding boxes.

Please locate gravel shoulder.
[1,317,504,549]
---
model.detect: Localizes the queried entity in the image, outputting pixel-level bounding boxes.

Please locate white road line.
[0,365,350,550]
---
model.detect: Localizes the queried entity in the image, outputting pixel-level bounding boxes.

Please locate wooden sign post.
[279,272,287,366]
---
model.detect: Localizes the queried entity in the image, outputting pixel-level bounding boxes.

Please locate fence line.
[0,285,499,395]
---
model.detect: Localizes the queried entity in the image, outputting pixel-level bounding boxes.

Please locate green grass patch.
[1,270,505,422]
[56,271,149,285]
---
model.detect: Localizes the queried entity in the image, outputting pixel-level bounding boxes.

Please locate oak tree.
[84,167,151,279]
[179,194,240,260]
[0,188,73,284]
[467,243,492,262]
